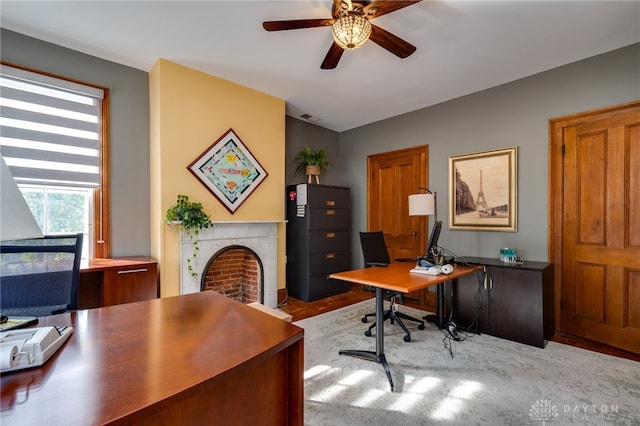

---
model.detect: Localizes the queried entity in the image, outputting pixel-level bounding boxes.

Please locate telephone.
[410,264,454,276]
[1,326,73,373]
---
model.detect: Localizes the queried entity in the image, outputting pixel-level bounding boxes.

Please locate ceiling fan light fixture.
[331,15,371,50]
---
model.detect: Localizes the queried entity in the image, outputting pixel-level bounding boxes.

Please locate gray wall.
[6,28,638,265]
[285,116,340,187]
[1,29,151,257]
[337,43,640,266]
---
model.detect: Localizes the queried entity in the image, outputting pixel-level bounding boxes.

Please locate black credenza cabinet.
[286,184,351,302]
[451,257,554,348]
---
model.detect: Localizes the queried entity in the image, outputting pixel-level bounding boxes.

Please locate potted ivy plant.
[294,146,333,184]
[165,194,212,277]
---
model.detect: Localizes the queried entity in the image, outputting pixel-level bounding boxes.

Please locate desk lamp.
[408,188,450,330]
[0,153,43,241]
[409,188,437,259]
[409,187,436,225]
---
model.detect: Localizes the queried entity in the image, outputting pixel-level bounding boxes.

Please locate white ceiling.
[1,1,639,132]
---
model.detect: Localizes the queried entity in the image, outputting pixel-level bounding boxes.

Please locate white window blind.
[0,64,104,188]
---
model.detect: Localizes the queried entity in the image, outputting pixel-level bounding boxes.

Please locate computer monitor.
[425,220,442,258]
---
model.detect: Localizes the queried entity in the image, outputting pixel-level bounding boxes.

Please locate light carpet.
[294,300,640,426]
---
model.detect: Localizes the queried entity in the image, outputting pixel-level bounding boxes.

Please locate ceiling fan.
[263,0,422,69]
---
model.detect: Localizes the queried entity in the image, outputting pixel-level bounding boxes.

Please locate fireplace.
[179,221,279,308]
[202,247,261,304]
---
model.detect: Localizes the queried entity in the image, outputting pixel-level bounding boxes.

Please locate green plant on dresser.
[294,147,333,184]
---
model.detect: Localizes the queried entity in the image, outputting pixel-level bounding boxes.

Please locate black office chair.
[359,231,425,342]
[0,233,83,317]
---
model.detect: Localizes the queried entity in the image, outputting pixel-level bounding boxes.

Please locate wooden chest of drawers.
[79,257,158,308]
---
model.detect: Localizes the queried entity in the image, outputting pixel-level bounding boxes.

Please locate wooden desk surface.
[330,262,479,293]
[1,291,304,425]
[80,256,156,272]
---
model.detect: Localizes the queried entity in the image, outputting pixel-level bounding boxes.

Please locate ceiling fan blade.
[263,19,334,31]
[364,1,422,19]
[369,24,416,58]
[321,43,345,69]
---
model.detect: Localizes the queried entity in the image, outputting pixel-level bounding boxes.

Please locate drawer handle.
[326,209,335,215]
[326,232,335,238]
[118,268,148,274]
[326,253,335,259]
[326,200,335,206]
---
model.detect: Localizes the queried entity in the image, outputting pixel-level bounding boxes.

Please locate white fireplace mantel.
[180,221,282,308]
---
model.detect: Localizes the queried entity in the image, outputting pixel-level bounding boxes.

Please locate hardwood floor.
[551,333,640,362]
[278,285,640,363]
[277,284,374,321]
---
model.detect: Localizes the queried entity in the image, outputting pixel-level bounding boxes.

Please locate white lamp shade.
[408,193,435,216]
[1,153,44,241]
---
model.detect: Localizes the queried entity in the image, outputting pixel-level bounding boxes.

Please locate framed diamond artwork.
[188,128,268,213]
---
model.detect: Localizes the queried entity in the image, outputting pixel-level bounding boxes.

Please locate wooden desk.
[330,263,477,391]
[79,257,158,308]
[1,291,304,425]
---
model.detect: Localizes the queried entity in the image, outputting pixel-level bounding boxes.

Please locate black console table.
[451,257,554,348]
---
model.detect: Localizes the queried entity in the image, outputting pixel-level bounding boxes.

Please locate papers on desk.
[0,316,38,332]
[410,266,443,276]
[1,326,73,373]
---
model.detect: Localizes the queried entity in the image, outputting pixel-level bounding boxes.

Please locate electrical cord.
[432,246,487,345]
[277,288,289,308]
[442,306,462,359]
[463,267,486,336]
[425,252,466,358]
[442,333,455,358]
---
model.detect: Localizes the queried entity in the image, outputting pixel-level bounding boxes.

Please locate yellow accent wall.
[149,59,286,297]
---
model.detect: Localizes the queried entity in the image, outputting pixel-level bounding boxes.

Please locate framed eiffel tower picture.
[448,146,518,231]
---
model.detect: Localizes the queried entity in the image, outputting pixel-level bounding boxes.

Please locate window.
[0,63,109,259]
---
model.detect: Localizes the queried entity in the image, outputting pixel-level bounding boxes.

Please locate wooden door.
[552,102,640,354]
[368,146,432,306]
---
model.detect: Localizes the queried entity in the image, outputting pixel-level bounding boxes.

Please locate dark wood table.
[330,262,478,391]
[1,291,304,425]
[79,257,159,308]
